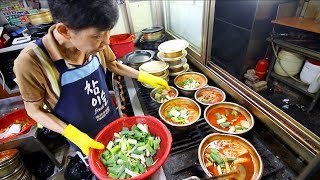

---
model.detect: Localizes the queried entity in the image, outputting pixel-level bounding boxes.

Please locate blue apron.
[35,39,119,139]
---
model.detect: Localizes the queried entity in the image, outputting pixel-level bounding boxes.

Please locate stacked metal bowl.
[139,61,169,88]
[157,40,190,76]
[0,149,32,180]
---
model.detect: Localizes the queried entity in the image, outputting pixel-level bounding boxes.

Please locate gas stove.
[112,72,298,179]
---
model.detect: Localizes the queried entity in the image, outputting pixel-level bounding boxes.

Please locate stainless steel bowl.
[0,149,20,178]
[157,50,187,62]
[169,63,189,77]
[168,58,187,73]
[1,162,28,180]
[158,40,189,58]
[198,133,263,179]
[139,61,169,76]
[204,102,254,135]
[158,97,201,131]
[174,72,208,97]
[150,86,179,103]
[169,66,185,73]
[194,86,226,106]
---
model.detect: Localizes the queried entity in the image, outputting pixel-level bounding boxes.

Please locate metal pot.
[150,86,179,104]
[174,72,208,97]
[0,149,20,178]
[141,26,164,41]
[198,133,263,179]
[26,10,53,25]
[158,97,201,131]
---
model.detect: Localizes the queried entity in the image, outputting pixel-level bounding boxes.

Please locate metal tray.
[123,50,155,65]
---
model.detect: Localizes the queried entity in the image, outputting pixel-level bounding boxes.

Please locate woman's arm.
[24,99,67,134]
[105,60,139,79]
[24,99,104,155]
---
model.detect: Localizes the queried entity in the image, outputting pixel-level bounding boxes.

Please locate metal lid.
[139,61,169,74]
[158,40,189,53]
[124,50,155,65]
[141,26,164,34]
[0,149,19,165]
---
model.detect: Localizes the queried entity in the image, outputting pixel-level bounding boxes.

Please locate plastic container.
[109,34,134,59]
[308,73,320,93]
[88,116,172,180]
[274,50,304,76]
[300,59,320,84]
[0,109,36,142]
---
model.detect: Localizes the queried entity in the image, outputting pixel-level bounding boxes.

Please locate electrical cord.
[271,41,308,85]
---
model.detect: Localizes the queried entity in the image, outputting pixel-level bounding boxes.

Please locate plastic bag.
[21,151,54,179]
[37,127,68,151]
[64,155,93,180]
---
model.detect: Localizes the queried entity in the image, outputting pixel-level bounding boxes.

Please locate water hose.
[271,42,308,85]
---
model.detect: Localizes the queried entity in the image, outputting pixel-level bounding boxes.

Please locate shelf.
[267,38,320,61]
[270,72,316,98]
[0,41,35,54]
[272,17,320,34]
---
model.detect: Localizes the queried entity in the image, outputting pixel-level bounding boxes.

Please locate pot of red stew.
[198,133,263,180]
[204,102,254,135]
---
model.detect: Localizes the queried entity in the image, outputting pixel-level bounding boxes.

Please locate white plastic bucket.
[308,73,320,93]
[300,59,320,84]
[274,50,304,76]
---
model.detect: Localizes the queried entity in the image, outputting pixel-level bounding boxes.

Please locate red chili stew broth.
[207,107,249,131]
[161,101,199,124]
[197,89,224,104]
[203,139,255,180]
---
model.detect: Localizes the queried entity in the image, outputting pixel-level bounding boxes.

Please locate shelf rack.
[266,37,320,113]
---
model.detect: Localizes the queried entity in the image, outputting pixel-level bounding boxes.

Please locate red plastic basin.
[88,116,172,180]
[0,109,36,143]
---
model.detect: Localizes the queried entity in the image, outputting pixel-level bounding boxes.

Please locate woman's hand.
[138,71,170,90]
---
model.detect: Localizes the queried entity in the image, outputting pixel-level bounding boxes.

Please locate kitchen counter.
[0,95,24,116]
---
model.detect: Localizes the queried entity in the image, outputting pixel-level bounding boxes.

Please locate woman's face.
[68,27,110,55]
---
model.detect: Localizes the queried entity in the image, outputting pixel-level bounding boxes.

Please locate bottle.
[256,58,269,80]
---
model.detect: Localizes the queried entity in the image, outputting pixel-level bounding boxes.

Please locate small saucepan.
[141,26,164,41]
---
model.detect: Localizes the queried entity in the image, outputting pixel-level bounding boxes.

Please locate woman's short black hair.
[48,0,119,31]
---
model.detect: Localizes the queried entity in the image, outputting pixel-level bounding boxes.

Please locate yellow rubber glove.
[138,71,170,90]
[62,124,104,155]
